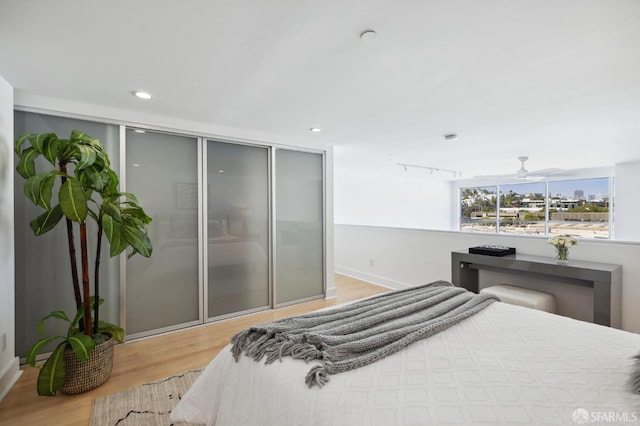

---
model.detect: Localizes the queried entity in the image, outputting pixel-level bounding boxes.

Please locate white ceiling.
[1,0,639,179]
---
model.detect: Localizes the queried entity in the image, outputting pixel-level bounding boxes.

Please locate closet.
[14,112,326,350]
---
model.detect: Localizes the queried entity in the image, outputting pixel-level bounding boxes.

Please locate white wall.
[334,170,452,230]
[0,74,20,401]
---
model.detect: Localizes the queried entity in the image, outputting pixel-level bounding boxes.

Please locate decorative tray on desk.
[468,245,516,257]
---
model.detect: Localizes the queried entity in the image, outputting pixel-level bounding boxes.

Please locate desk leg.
[452,261,479,293]
[593,281,611,327]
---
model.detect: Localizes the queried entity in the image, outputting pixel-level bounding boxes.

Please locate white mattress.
[170,302,640,425]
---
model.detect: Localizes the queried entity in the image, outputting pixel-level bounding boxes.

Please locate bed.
[170,284,640,425]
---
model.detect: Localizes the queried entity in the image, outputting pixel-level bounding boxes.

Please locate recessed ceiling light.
[360,30,377,42]
[443,133,458,141]
[134,129,146,133]
[132,163,141,167]
[218,170,225,173]
[310,128,323,133]
[133,91,153,100]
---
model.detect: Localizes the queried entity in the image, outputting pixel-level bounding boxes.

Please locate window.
[459,177,613,239]
[460,186,497,233]
[498,182,546,235]
[548,178,611,239]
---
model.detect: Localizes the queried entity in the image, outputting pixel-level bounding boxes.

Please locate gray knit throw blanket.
[230,281,498,388]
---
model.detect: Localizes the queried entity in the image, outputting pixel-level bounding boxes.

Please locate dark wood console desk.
[451,250,622,327]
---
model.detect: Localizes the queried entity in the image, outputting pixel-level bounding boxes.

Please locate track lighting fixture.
[397,163,462,178]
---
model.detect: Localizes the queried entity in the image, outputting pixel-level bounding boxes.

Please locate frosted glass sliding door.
[207,140,270,318]
[125,130,199,335]
[275,149,324,304]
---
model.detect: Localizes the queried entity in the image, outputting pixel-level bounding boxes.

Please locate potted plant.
[14,130,152,396]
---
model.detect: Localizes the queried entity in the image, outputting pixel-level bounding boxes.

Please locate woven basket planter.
[60,335,115,395]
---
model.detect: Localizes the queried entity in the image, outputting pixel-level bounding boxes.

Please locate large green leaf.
[42,135,61,165]
[36,310,71,334]
[132,217,147,229]
[101,201,121,223]
[38,174,56,210]
[71,129,101,148]
[23,175,44,206]
[74,144,97,171]
[93,151,110,170]
[30,133,55,154]
[16,147,38,179]
[15,133,33,155]
[29,205,64,236]
[26,335,63,366]
[78,166,101,191]
[58,138,74,161]
[59,179,87,222]
[98,321,125,343]
[24,174,56,210]
[37,343,67,396]
[100,169,113,192]
[103,216,127,257]
[105,170,119,194]
[124,206,152,225]
[68,334,95,363]
[119,192,138,203]
[121,223,152,257]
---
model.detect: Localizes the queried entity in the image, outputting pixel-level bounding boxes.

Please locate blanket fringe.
[246,333,273,359]
[264,340,293,364]
[305,364,329,388]
[290,343,324,362]
[230,330,249,361]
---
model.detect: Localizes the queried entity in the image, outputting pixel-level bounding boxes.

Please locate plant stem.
[556,246,569,261]
[93,221,103,335]
[79,222,92,337]
[59,163,84,332]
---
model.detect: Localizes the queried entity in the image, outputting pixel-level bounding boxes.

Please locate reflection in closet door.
[275,149,324,305]
[207,140,270,319]
[125,130,200,336]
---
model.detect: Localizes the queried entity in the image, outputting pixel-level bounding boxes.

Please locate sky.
[547,178,610,198]
[480,178,611,199]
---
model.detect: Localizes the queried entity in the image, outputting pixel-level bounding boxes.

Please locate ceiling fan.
[473,156,567,180]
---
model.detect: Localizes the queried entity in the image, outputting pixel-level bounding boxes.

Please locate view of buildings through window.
[460,178,612,239]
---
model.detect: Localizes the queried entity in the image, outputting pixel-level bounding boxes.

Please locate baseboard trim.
[334,266,411,290]
[325,286,337,299]
[0,357,22,402]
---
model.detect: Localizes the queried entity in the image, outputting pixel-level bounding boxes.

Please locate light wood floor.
[0,274,387,426]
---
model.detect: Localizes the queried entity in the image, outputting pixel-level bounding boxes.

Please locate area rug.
[90,369,203,426]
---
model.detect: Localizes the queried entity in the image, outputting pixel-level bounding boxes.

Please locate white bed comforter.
[170,302,640,425]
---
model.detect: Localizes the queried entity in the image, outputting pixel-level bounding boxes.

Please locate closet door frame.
[272,147,326,308]
[203,138,273,323]
[119,126,204,340]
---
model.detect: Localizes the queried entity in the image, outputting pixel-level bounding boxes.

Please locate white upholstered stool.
[480,284,556,313]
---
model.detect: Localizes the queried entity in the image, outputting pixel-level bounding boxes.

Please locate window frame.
[457,176,614,239]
